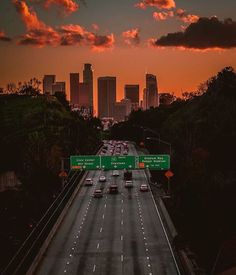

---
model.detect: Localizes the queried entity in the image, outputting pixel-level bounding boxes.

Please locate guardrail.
[1,143,103,275]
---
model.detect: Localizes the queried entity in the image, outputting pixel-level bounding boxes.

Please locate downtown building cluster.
[42,63,159,121]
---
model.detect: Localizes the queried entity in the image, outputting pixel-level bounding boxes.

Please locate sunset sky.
[1,0,236,110]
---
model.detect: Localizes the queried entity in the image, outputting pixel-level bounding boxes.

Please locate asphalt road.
[35,142,180,275]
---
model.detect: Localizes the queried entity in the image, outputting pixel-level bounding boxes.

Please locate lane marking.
[121,220,123,225]
[121,235,123,241]
[100,227,103,233]
[97,243,100,249]
[102,214,105,219]
[121,255,124,262]
[93,264,96,272]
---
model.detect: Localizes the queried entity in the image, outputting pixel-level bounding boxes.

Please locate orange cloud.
[43,0,79,15]
[135,0,175,10]
[153,9,199,23]
[122,28,140,46]
[175,9,199,23]
[153,11,173,21]
[13,0,114,50]
[0,31,12,42]
[13,0,44,29]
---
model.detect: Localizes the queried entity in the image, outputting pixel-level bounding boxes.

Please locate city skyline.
[1,0,236,102]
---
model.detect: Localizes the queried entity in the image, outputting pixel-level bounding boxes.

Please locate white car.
[84,178,93,186]
[125,180,133,188]
[112,170,119,176]
[99,176,106,182]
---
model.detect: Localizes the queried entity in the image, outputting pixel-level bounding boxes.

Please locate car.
[112,170,119,176]
[99,175,106,182]
[125,180,133,188]
[109,184,118,194]
[93,189,103,198]
[140,184,149,192]
[84,178,93,186]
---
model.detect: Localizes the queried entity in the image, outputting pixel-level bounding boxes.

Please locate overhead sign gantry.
[70,155,170,170]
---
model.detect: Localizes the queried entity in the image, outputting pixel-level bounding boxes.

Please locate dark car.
[109,184,118,194]
[93,189,103,198]
[140,184,149,192]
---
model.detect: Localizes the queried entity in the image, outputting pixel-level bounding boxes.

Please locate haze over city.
[1,0,236,105]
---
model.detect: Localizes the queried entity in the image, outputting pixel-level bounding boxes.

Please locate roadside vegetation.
[0,88,101,271]
[111,67,236,273]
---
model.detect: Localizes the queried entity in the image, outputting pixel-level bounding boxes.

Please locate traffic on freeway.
[35,141,180,275]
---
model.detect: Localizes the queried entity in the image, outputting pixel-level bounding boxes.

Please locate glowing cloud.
[175,9,199,23]
[150,17,236,49]
[43,0,79,15]
[135,0,175,10]
[13,0,45,29]
[13,1,114,50]
[122,28,140,46]
[153,9,199,23]
[153,11,173,21]
[0,31,12,42]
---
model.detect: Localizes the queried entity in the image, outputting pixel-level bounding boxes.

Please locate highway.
[35,142,180,275]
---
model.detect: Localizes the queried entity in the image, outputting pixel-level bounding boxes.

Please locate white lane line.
[147,175,181,275]
[102,214,105,219]
[121,235,123,241]
[97,243,100,249]
[93,264,96,272]
[121,220,123,225]
[64,270,67,273]
[100,227,103,233]
[67,261,70,265]
[104,204,107,208]
[121,255,124,262]
[121,209,124,213]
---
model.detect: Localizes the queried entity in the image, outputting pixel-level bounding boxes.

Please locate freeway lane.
[35,142,180,275]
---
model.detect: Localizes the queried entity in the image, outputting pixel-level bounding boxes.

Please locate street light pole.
[146,136,171,156]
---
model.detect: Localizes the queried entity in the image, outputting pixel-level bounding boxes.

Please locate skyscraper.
[52,82,66,94]
[83,63,93,114]
[78,82,90,107]
[98,77,116,118]
[124,84,139,110]
[146,73,159,108]
[43,75,55,95]
[70,73,79,106]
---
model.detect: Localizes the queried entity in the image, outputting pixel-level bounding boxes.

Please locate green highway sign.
[70,155,100,170]
[101,156,136,170]
[70,154,170,170]
[138,155,170,170]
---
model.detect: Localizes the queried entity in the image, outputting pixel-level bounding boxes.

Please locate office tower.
[78,82,90,107]
[83,63,93,114]
[124,84,139,110]
[70,73,79,106]
[43,75,55,95]
[52,82,66,94]
[114,99,132,121]
[146,73,159,108]
[98,76,116,118]
[142,88,147,110]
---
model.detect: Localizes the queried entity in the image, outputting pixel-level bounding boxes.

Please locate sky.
[1,0,236,111]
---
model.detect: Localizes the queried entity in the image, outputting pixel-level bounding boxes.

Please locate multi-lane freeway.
[35,141,180,275]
